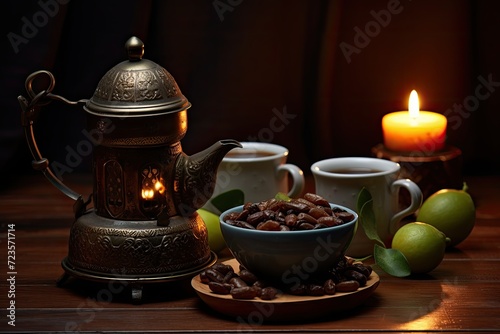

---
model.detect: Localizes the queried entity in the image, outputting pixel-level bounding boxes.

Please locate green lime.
[416,184,475,247]
[392,222,448,274]
[197,209,226,253]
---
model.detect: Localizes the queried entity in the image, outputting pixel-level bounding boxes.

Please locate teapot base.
[58,251,217,303]
[67,210,212,277]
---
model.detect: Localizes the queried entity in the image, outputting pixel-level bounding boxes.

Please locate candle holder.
[371,144,463,203]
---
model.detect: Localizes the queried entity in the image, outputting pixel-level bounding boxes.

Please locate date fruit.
[222,193,355,231]
[198,255,373,301]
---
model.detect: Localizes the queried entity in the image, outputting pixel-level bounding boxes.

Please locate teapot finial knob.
[125,36,144,61]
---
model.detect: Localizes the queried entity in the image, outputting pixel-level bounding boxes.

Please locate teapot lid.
[84,36,191,117]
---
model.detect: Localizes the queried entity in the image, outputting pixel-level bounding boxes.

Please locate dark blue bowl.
[219,203,358,284]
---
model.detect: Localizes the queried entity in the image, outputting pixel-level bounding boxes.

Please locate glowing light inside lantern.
[142,188,154,199]
[154,180,165,194]
[141,179,165,199]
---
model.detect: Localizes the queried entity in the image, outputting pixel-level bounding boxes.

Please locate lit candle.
[382,90,447,152]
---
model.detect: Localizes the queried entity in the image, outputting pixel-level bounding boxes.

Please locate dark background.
[2,0,499,190]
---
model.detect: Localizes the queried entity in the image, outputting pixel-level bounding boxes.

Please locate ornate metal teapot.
[18,36,240,301]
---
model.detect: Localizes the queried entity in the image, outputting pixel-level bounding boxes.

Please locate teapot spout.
[217,139,243,152]
[174,139,241,216]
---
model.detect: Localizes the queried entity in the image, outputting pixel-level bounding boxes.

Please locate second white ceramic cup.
[311,157,423,257]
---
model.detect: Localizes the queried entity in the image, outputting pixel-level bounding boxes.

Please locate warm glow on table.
[382,90,447,152]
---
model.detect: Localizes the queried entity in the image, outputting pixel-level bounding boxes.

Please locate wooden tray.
[191,258,380,322]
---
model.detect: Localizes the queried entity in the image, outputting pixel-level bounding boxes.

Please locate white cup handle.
[389,179,423,235]
[277,164,305,198]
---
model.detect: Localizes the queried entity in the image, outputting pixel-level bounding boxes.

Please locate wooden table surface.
[1,173,499,333]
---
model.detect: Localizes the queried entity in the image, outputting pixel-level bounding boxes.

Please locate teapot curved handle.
[18,70,90,217]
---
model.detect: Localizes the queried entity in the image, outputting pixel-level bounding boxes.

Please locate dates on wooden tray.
[222,193,355,231]
[198,255,373,300]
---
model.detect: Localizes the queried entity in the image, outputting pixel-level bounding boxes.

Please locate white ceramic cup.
[206,142,305,211]
[311,157,422,257]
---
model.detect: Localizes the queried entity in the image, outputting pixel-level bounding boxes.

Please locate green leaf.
[373,244,411,277]
[356,188,384,247]
[275,192,292,202]
[210,189,245,213]
[356,187,372,212]
[356,188,412,277]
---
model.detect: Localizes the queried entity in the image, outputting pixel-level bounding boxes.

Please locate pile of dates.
[222,193,355,231]
[199,256,372,300]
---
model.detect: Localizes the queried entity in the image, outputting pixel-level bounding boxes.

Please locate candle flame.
[409,90,419,118]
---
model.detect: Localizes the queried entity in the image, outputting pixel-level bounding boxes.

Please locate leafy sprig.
[356,188,411,277]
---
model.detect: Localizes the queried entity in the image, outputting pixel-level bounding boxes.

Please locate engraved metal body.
[18,37,240,300]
